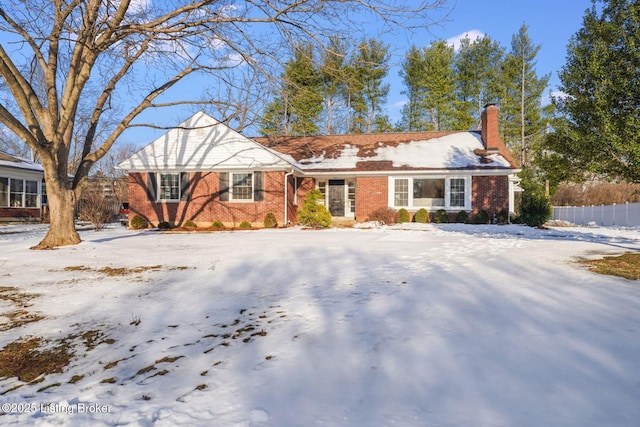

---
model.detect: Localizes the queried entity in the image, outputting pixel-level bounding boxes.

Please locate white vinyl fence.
[553,202,640,227]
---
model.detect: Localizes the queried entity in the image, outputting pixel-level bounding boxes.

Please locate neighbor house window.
[10,179,23,207]
[24,180,38,208]
[159,173,180,201]
[41,181,48,206]
[0,177,8,207]
[231,172,253,201]
[390,176,470,210]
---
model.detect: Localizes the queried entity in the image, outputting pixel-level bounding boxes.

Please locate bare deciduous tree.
[0,0,447,248]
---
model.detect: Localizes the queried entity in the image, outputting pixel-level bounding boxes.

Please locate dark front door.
[328,180,345,216]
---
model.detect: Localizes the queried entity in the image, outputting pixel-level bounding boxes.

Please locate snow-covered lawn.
[1,223,639,426]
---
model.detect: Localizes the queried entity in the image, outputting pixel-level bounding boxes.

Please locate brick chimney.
[481,104,500,152]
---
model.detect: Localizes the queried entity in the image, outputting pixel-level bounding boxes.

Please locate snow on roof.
[117,112,294,171]
[0,150,44,173]
[119,113,517,174]
[258,131,515,172]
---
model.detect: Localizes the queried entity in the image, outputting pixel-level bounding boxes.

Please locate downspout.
[284,169,294,226]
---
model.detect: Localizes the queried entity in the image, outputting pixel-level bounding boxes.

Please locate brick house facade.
[118,105,520,227]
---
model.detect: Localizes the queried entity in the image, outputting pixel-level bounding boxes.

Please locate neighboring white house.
[0,150,45,221]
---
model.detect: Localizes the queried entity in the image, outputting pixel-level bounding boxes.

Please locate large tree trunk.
[31,180,81,249]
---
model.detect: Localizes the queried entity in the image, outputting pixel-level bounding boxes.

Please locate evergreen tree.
[454,35,504,130]
[348,39,391,133]
[422,40,458,131]
[542,0,640,183]
[286,43,324,135]
[499,25,550,167]
[259,43,323,136]
[399,45,430,131]
[399,41,458,131]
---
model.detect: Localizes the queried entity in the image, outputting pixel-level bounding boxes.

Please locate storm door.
[328,180,345,216]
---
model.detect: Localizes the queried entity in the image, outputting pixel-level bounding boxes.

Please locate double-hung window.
[390,176,469,210]
[159,173,180,201]
[231,172,253,201]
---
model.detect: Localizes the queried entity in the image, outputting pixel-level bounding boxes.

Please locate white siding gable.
[118,112,293,171]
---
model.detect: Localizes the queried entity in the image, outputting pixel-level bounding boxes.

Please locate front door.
[328,180,345,216]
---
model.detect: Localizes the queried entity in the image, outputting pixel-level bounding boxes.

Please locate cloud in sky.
[446,30,486,50]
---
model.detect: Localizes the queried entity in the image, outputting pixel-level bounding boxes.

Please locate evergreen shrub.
[158,221,171,230]
[434,209,449,223]
[397,208,410,223]
[183,220,197,228]
[519,191,552,227]
[414,208,429,223]
[474,210,489,224]
[211,220,224,229]
[263,213,278,228]
[239,221,252,229]
[497,208,509,225]
[297,189,332,228]
[455,210,469,223]
[130,215,148,230]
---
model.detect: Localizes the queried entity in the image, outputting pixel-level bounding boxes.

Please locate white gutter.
[284,168,295,226]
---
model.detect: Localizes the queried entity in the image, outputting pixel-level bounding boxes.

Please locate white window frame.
[388,176,471,211]
[230,172,254,202]
[0,177,8,207]
[314,179,356,218]
[159,173,180,202]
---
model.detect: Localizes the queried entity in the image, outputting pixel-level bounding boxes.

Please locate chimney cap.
[484,103,498,109]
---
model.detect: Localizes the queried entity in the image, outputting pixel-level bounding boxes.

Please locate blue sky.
[381,0,593,123]
[123,0,592,145]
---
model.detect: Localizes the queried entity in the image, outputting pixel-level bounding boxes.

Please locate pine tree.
[399,45,430,131]
[399,41,458,131]
[454,35,504,130]
[422,40,458,131]
[542,0,640,183]
[259,43,323,136]
[286,43,324,135]
[499,25,550,167]
[348,39,391,134]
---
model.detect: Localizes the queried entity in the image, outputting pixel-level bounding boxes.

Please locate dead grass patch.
[579,252,640,280]
[63,265,163,276]
[0,337,74,382]
[0,287,43,331]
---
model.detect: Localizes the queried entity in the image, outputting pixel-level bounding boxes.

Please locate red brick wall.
[128,171,287,227]
[0,207,40,221]
[355,176,388,221]
[472,175,509,216]
[481,105,501,151]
